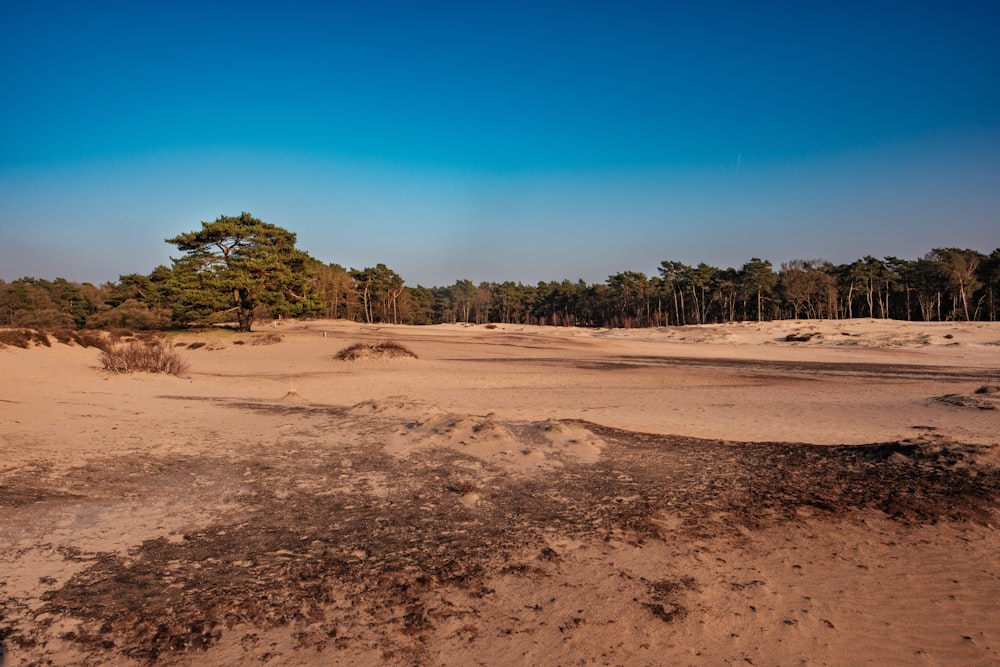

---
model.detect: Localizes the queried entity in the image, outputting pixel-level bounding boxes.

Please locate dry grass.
[0,328,131,351]
[99,338,189,376]
[334,340,417,361]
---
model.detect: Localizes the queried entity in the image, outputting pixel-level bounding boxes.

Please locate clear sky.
[1,1,997,287]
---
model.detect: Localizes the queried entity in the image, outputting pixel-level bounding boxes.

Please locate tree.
[658,261,689,325]
[780,259,836,319]
[607,271,650,328]
[165,213,312,332]
[930,248,984,320]
[739,258,778,322]
[686,263,719,324]
[404,285,435,324]
[350,264,405,324]
[981,249,1000,321]
[313,262,358,320]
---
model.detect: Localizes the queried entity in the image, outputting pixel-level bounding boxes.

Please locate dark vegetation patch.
[0,327,147,351]
[249,333,283,345]
[0,328,52,348]
[335,341,417,360]
[784,331,822,342]
[2,406,998,664]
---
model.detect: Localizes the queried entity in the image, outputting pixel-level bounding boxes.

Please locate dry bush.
[70,330,110,349]
[50,328,76,345]
[250,333,283,345]
[335,341,417,361]
[99,338,189,375]
[108,328,135,341]
[0,328,52,349]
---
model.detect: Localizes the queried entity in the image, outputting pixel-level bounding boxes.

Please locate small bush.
[108,328,135,341]
[100,338,189,375]
[250,333,283,345]
[71,330,110,350]
[186,341,207,350]
[51,328,75,345]
[335,341,417,360]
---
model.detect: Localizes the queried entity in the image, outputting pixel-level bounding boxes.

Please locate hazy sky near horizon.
[1,1,998,287]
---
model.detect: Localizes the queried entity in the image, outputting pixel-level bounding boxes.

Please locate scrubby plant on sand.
[99,338,189,375]
[334,341,417,360]
[249,333,283,345]
[0,328,52,349]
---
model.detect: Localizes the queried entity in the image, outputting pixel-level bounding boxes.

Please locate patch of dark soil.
[0,464,84,507]
[577,422,1000,529]
[471,355,1000,382]
[3,405,998,665]
[0,487,84,507]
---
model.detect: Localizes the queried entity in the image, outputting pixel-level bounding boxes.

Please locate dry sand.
[1,318,999,665]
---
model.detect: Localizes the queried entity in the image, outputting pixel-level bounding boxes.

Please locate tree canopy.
[4,214,999,332]
[165,213,315,331]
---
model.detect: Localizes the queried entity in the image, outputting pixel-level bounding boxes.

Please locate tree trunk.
[235,287,254,332]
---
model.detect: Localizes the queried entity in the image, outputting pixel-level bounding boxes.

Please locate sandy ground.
[1,318,999,666]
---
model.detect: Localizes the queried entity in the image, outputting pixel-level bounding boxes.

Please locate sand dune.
[1,319,998,665]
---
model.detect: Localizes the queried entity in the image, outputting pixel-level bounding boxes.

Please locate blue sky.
[1,1,997,286]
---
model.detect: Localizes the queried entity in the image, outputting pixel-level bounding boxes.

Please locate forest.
[2,214,998,332]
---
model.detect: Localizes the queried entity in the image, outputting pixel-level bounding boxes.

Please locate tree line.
[2,214,999,332]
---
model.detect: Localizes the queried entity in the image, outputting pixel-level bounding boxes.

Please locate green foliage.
[165,213,315,331]
[0,277,104,328]
[4,216,999,328]
[86,299,172,330]
[405,285,436,325]
[350,264,405,324]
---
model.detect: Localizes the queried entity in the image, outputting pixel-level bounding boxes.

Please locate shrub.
[335,341,417,360]
[0,328,51,349]
[99,338,189,375]
[13,309,75,331]
[71,330,110,349]
[85,300,172,331]
[250,333,283,345]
